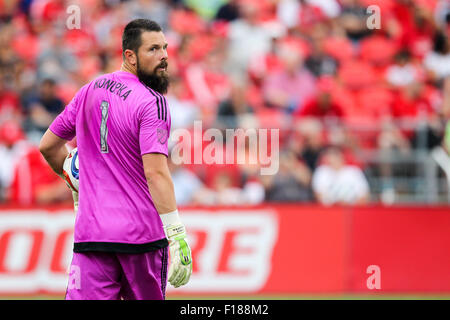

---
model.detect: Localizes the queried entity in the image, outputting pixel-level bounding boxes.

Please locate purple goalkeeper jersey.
[49,71,171,253]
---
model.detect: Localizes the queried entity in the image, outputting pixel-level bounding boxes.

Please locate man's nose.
[161,48,168,60]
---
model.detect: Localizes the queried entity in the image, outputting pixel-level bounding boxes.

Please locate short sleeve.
[49,85,86,141]
[311,166,329,195]
[138,98,171,157]
[352,167,370,196]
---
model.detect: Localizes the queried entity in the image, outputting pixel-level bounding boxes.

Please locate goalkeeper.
[38,19,192,299]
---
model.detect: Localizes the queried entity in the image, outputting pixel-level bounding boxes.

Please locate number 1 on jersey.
[100,101,109,153]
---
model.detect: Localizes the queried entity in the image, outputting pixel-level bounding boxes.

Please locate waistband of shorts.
[73,238,169,254]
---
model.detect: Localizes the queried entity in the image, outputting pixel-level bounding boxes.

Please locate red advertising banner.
[0,204,449,296]
[350,206,450,293]
[261,205,349,294]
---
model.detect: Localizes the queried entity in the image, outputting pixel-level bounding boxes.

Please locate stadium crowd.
[0,0,450,206]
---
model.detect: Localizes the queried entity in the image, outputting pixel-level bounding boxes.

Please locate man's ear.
[124,49,137,66]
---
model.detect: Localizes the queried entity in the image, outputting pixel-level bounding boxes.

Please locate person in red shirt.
[294,76,345,120]
[8,144,72,205]
[391,1,435,59]
[5,119,70,205]
[0,73,22,121]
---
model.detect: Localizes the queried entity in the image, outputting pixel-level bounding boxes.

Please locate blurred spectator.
[424,30,450,84]
[168,155,204,206]
[36,28,79,83]
[8,144,71,205]
[0,120,70,205]
[216,77,254,130]
[0,22,23,88]
[188,138,265,205]
[294,76,345,121]
[312,146,370,205]
[0,73,22,122]
[236,135,265,204]
[0,120,27,201]
[386,49,423,87]
[410,114,445,151]
[306,0,341,19]
[392,1,435,60]
[291,118,326,171]
[442,76,450,119]
[392,82,436,122]
[262,41,316,113]
[376,118,415,204]
[0,0,448,205]
[166,75,199,129]
[0,0,19,22]
[261,150,313,202]
[304,24,339,77]
[442,77,450,154]
[23,78,64,141]
[184,0,228,20]
[226,0,274,77]
[126,0,170,31]
[184,44,230,116]
[338,0,371,42]
[193,171,258,206]
[277,0,341,28]
[297,0,339,32]
[434,0,450,29]
[278,0,329,34]
[276,0,300,30]
[247,37,284,86]
[215,0,240,22]
[378,121,411,154]
[208,170,244,205]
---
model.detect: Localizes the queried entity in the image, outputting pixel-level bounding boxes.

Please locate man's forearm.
[146,171,177,214]
[40,145,68,177]
[39,129,70,177]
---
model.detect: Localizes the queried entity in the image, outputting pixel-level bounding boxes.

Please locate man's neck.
[120,63,137,76]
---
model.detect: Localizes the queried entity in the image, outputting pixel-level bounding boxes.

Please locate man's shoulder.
[314,165,333,175]
[138,85,169,116]
[341,165,366,179]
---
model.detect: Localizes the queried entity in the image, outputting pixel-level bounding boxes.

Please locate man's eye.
[150,47,157,51]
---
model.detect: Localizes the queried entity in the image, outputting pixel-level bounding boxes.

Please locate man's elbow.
[39,139,51,157]
[145,168,169,185]
[145,169,164,182]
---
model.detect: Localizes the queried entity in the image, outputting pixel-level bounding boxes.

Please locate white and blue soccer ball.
[62,147,79,192]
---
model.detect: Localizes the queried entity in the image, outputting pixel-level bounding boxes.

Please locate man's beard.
[136,58,169,94]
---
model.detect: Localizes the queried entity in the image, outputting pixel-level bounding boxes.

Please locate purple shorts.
[65,248,168,300]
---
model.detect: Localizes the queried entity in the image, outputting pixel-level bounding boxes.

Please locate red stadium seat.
[359,0,395,15]
[360,35,399,66]
[338,61,378,90]
[0,120,25,145]
[11,33,39,63]
[322,36,355,62]
[331,87,357,117]
[169,9,206,35]
[355,86,394,120]
[256,109,287,129]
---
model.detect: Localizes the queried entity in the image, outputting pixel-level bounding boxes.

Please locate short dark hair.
[122,19,162,57]
[433,30,449,54]
[41,78,56,86]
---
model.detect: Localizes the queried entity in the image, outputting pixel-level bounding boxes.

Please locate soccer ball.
[62,147,79,192]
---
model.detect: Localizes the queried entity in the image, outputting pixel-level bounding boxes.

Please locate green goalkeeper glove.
[59,172,79,213]
[160,210,192,288]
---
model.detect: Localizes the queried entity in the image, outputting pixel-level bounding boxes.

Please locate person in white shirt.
[424,31,450,83]
[312,146,370,205]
